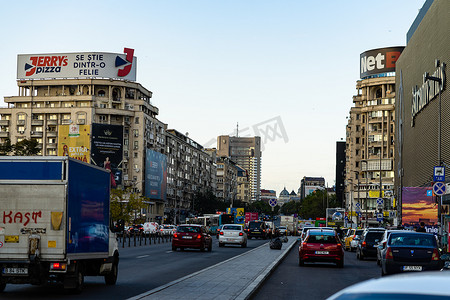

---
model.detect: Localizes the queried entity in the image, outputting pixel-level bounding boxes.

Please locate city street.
[1,236,268,299]
[252,244,381,299]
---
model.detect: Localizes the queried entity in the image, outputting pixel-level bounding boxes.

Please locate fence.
[116,232,173,248]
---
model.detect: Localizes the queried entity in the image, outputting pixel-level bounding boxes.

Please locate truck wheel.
[105,262,118,285]
[71,268,84,294]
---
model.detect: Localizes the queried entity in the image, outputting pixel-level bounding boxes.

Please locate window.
[47,149,56,155]
[133,141,138,150]
[98,90,106,97]
[99,115,107,122]
[62,114,71,120]
[49,114,57,120]
[134,152,138,158]
[135,117,139,124]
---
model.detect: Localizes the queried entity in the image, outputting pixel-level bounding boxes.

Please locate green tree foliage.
[0,138,39,156]
[110,188,147,224]
[281,200,302,215]
[247,200,280,216]
[192,190,228,215]
[299,189,340,219]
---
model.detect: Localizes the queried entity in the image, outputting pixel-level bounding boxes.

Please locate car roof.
[179,224,201,227]
[308,229,335,235]
[327,272,450,299]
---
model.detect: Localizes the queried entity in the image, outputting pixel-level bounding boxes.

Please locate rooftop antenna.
[236,122,239,137]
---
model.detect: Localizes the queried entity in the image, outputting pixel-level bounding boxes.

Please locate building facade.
[345,46,403,226]
[216,135,262,202]
[300,177,325,200]
[215,156,238,204]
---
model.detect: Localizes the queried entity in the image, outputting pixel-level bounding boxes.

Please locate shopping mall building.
[395,0,449,238]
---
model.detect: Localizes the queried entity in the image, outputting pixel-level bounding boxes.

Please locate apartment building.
[165,129,216,223]
[345,47,403,226]
[215,156,238,203]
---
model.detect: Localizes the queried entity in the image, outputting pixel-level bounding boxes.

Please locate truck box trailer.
[0,157,119,293]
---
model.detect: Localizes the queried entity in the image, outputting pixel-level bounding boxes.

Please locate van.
[143,222,160,234]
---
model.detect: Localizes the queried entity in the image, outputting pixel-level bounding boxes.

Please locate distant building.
[300,177,325,199]
[278,187,290,206]
[217,135,261,202]
[261,189,277,203]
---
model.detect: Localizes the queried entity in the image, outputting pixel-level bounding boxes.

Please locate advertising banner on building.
[17,48,136,81]
[58,124,90,162]
[145,150,167,201]
[91,124,124,188]
[402,187,438,227]
[360,46,404,79]
[226,207,245,225]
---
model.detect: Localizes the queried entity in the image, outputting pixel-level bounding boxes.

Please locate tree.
[247,200,279,216]
[281,200,302,215]
[299,189,339,220]
[110,188,147,224]
[0,138,12,155]
[192,190,227,215]
[14,139,40,156]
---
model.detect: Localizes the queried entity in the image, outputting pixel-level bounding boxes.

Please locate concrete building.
[300,177,325,199]
[217,135,262,202]
[345,46,403,226]
[215,156,238,204]
[165,129,217,223]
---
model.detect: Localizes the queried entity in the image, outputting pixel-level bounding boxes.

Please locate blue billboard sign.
[145,150,167,201]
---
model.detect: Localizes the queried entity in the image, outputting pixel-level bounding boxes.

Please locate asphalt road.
[251,242,381,300]
[1,236,268,299]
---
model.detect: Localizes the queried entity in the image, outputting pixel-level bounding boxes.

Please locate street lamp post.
[425,72,443,238]
[361,160,369,228]
[346,179,353,228]
[354,171,360,228]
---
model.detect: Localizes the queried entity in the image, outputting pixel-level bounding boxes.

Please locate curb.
[235,237,298,300]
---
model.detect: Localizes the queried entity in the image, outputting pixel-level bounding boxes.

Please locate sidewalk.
[128,237,298,300]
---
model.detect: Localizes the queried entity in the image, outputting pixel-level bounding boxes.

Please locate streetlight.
[425,71,443,238]
[346,178,353,227]
[361,160,369,228]
[354,171,360,228]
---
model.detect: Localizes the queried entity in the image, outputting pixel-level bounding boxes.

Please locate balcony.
[47,120,58,125]
[31,131,43,138]
[16,120,25,126]
[47,143,57,149]
[0,132,9,138]
[61,119,72,125]
[0,120,9,126]
[31,120,44,126]
[47,132,57,137]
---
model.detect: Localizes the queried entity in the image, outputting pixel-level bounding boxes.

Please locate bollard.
[140,232,142,246]
[158,234,161,244]
[134,232,136,247]
[144,233,147,245]
[128,233,131,247]
[122,232,125,248]
[149,233,152,245]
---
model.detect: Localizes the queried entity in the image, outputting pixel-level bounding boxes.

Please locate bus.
[186,214,234,234]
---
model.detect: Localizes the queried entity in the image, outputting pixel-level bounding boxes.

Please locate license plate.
[315,251,329,255]
[3,267,28,275]
[403,266,422,271]
[182,236,192,239]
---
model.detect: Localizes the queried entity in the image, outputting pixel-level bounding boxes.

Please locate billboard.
[91,124,124,188]
[145,150,167,201]
[360,47,404,78]
[402,187,437,226]
[17,48,136,81]
[58,124,90,163]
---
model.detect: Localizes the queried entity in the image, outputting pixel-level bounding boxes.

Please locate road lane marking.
[136,255,149,259]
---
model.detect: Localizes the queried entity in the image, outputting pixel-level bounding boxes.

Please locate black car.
[245,221,268,239]
[380,231,443,276]
[356,228,385,260]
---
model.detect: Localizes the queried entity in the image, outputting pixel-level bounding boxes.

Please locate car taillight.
[239,232,243,236]
[50,262,67,271]
[197,234,202,239]
[337,243,342,247]
[263,229,266,232]
[362,241,367,248]
[220,231,224,235]
[385,247,393,260]
[432,249,440,261]
[174,233,178,238]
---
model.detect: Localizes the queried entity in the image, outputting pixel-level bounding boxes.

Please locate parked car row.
[122,223,176,235]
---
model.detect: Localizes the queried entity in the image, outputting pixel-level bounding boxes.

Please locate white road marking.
[136,255,149,259]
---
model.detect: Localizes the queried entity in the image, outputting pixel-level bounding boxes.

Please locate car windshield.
[223,225,241,230]
[365,232,384,242]
[177,226,200,233]
[249,222,263,229]
[355,229,364,235]
[307,234,337,243]
[389,233,436,246]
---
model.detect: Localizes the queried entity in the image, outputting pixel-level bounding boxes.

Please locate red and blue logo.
[115,48,134,77]
[24,55,68,76]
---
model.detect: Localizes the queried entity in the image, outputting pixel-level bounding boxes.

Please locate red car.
[299,229,344,268]
[172,224,212,252]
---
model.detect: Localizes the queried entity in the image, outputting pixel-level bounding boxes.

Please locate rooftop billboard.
[360,47,404,79]
[17,47,136,81]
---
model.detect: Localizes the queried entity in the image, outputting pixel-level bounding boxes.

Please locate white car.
[218,224,247,248]
[143,222,159,234]
[159,224,176,235]
[278,226,288,236]
[327,271,450,299]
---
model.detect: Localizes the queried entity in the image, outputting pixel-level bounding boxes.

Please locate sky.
[0,0,426,196]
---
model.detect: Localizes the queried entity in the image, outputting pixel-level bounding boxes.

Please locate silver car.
[218,224,247,248]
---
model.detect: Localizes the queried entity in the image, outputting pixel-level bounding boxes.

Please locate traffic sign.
[433,182,446,196]
[376,213,383,222]
[355,203,361,208]
[376,198,384,206]
[269,199,277,207]
[434,166,445,182]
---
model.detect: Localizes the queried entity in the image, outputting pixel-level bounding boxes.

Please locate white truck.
[0,157,119,293]
[280,216,298,236]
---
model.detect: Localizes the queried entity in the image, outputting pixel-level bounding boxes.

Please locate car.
[218,224,247,248]
[216,225,225,238]
[344,229,364,251]
[356,228,385,260]
[160,224,176,235]
[375,229,407,266]
[278,226,288,236]
[327,271,450,300]
[380,231,442,276]
[143,222,159,234]
[350,229,365,251]
[172,224,212,252]
[245,220,268,239]
[127,224,144,234]
[301,227,334,241]
[298,229,344,268]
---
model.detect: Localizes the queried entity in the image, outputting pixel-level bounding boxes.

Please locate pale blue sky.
[0,0,426,195]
